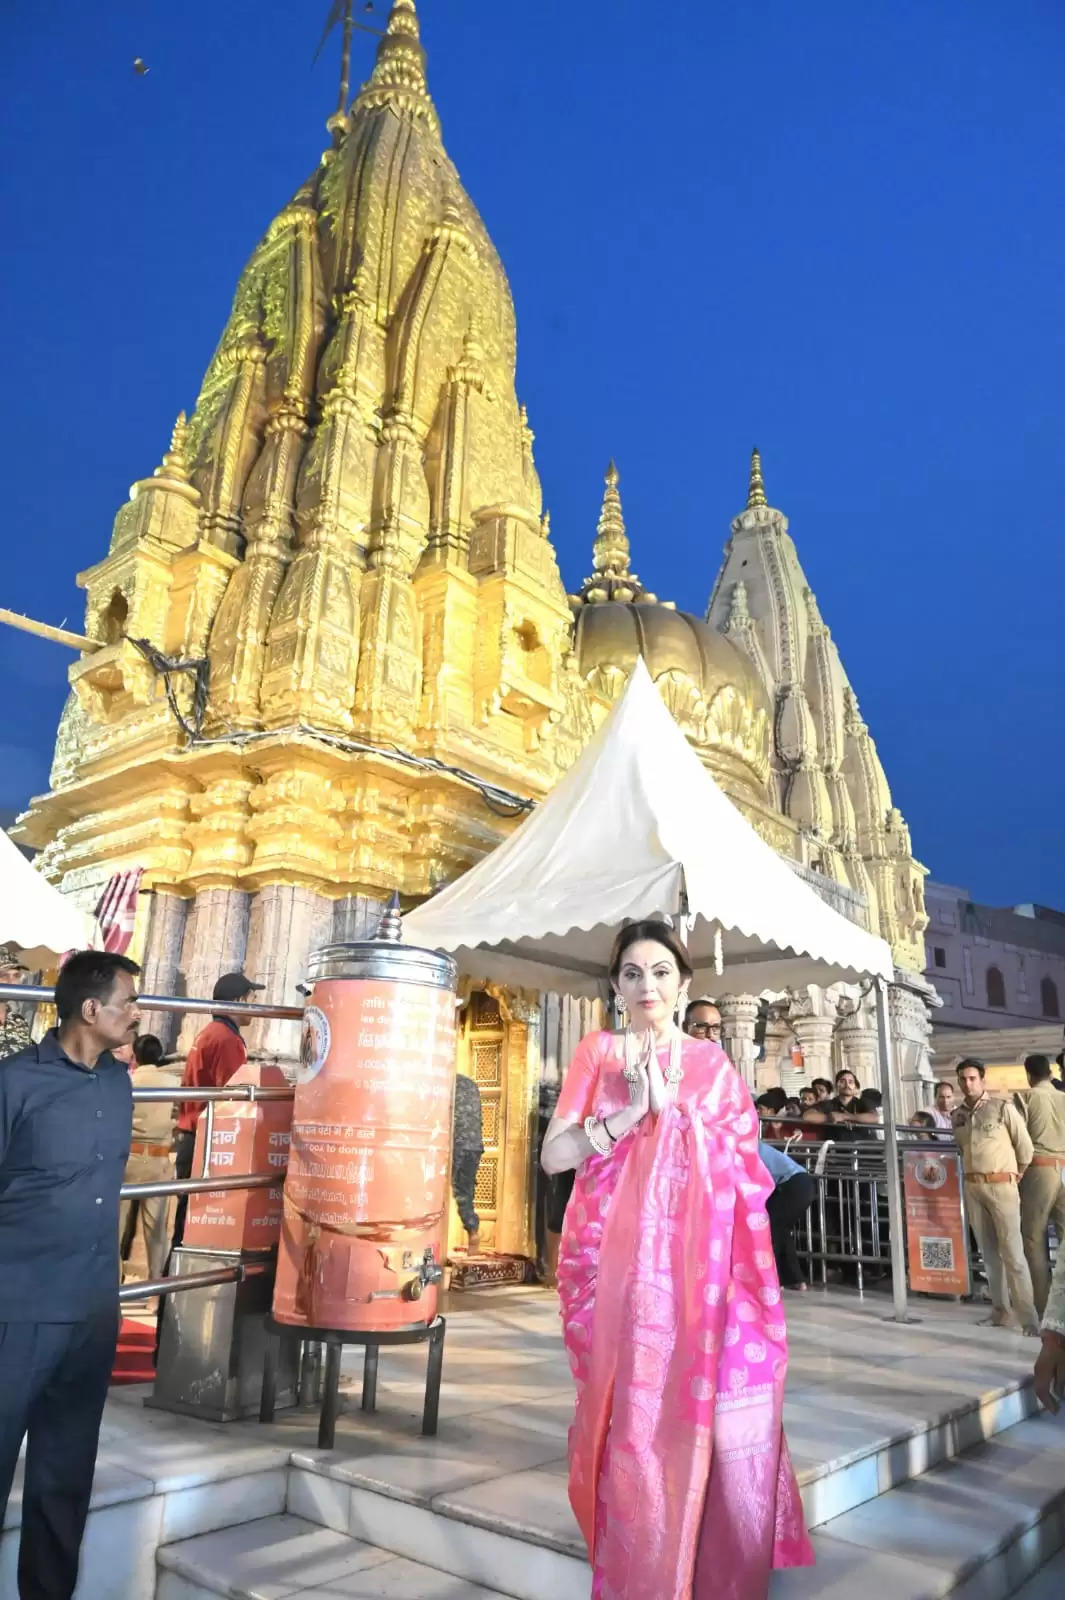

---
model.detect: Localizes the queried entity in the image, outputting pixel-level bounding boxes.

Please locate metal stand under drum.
[260,1315,447,1449]
[149,1247,300,1422]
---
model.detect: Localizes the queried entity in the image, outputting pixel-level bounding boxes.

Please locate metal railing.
[763,1120,975,1297]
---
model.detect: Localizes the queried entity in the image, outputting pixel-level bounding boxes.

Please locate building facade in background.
[924,882,1065,1032]
[15,2,934,1261]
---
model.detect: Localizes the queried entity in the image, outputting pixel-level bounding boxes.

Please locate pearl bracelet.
[584,1114,612,1156]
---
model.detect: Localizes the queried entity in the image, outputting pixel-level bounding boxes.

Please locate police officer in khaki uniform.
[1014,1053,1065,1318]
[954,1057,1038,1335]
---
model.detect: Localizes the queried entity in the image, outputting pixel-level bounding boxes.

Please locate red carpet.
[111,1318,156,1386]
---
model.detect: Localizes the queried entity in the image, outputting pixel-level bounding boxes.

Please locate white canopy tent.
[406,659,910,1317]
[406,658,893,998]
[1,826,98,967]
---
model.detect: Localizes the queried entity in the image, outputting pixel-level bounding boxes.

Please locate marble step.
[1007,1544,1065,1600]
[775,1412,1065,1600]
[157,1411,1065,1600]
[155,1514,512,1599]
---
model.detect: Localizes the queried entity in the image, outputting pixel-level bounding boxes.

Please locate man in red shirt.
[172,971,263,1247]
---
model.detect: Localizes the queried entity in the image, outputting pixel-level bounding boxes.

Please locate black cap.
[212,971,265,1003]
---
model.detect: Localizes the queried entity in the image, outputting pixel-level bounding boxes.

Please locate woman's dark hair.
[608,921,693,984]
[133,1033,164,1066]
[911,1111,936,1129]
[858,1088,882,1111]
[55,951,140,1023]
[756,1087,788,1112]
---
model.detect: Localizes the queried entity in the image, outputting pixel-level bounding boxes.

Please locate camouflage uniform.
[0,944,30,1063]
[0,1006,31,1063]
[451,1073,484,1238]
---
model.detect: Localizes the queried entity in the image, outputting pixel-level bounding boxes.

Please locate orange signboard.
[903,1147,971,1296]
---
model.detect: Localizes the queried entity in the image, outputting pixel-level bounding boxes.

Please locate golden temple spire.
[575,461,655,606]
[747,446,768,509]
[593,460,631,575]
[155,412,192,484]
[354,0,439,134]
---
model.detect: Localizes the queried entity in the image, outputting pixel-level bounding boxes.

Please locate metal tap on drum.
[272,895,458,1333]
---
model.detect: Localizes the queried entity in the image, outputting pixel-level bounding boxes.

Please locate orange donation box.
[272,933,458,1333]
[182,1061,291,1252]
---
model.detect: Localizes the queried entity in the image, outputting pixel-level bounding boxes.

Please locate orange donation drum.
[272,936,457,1332]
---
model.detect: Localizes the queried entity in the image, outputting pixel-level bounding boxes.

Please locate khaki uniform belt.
[965,1172,1017,1184]
[129,1141,172,1158]
[1031,1154,1065,1168]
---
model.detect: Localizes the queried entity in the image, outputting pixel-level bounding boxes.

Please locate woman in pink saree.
[542,921,814,1599]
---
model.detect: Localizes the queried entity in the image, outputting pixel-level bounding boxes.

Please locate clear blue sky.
[2,1,1062,906]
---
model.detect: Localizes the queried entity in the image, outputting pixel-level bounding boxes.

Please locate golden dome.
[574,602,773,802]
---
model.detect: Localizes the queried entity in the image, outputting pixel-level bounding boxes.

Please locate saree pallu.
[556,1032,814,1600]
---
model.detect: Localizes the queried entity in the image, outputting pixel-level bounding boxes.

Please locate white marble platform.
[1,1285,1062,1598]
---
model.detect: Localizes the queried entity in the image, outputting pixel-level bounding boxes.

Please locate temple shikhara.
[18,1,932,1262]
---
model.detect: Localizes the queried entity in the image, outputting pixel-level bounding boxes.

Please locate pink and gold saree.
[556,1031,813,1599]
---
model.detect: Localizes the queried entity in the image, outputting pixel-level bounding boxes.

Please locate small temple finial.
[155,412,192,484]
[373,889,403,943]
[575,461,655,606]
[359,0,433,109]
[747,446,768,510]
[593,460,630,575]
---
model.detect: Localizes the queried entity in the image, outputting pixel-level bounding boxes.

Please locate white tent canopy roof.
[405,659,894,999]
[1,827,98,967]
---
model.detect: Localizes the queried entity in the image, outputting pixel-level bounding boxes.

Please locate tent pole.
[875,975,914,1323]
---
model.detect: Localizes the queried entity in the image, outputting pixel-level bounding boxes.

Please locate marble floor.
[3,1283,1061,1598]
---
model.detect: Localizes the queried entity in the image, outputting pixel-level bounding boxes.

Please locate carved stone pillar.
[243,885,333,1059]
[787,992,836,1087]
[836,991,880,1089]
[718,994,760,1087]
[757,1000,792,1092]
[331,894,387,943]
[887,975,937,1120]
[138,891,190,1051]
[176,889,252,1052]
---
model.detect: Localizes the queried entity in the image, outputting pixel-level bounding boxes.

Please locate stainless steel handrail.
[120,1172,279,1201]
[117,1262,269,1305]
[131,1084,294,1101]
[0,982,303,1022]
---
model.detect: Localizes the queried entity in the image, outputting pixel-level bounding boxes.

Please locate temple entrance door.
[449,987,535,1259]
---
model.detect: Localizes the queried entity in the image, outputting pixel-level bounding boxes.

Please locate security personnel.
[1014,1054,1065,1317]
[172,970,263,1247]
[0,950,140,1600]
[954,1057,1038,1336]
[0,945,31,1062]
[451,1072,484,1252]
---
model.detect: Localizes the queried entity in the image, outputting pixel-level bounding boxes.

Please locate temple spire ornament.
[747,446,768,510]
[574,461,656,607]
[155,412,192,486]
[354,0,439,134]
[593,461,630,576]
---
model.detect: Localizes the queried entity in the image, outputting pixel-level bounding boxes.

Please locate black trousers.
[170,1128,197,1249]
[767,1172,817,1288]
[0,1308,118,1600]
[451,1150,482,1234]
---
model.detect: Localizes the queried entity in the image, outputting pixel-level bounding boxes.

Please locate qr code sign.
[920,1237,955,1272]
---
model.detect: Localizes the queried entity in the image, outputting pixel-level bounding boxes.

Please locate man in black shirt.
[0,950,140,1600]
